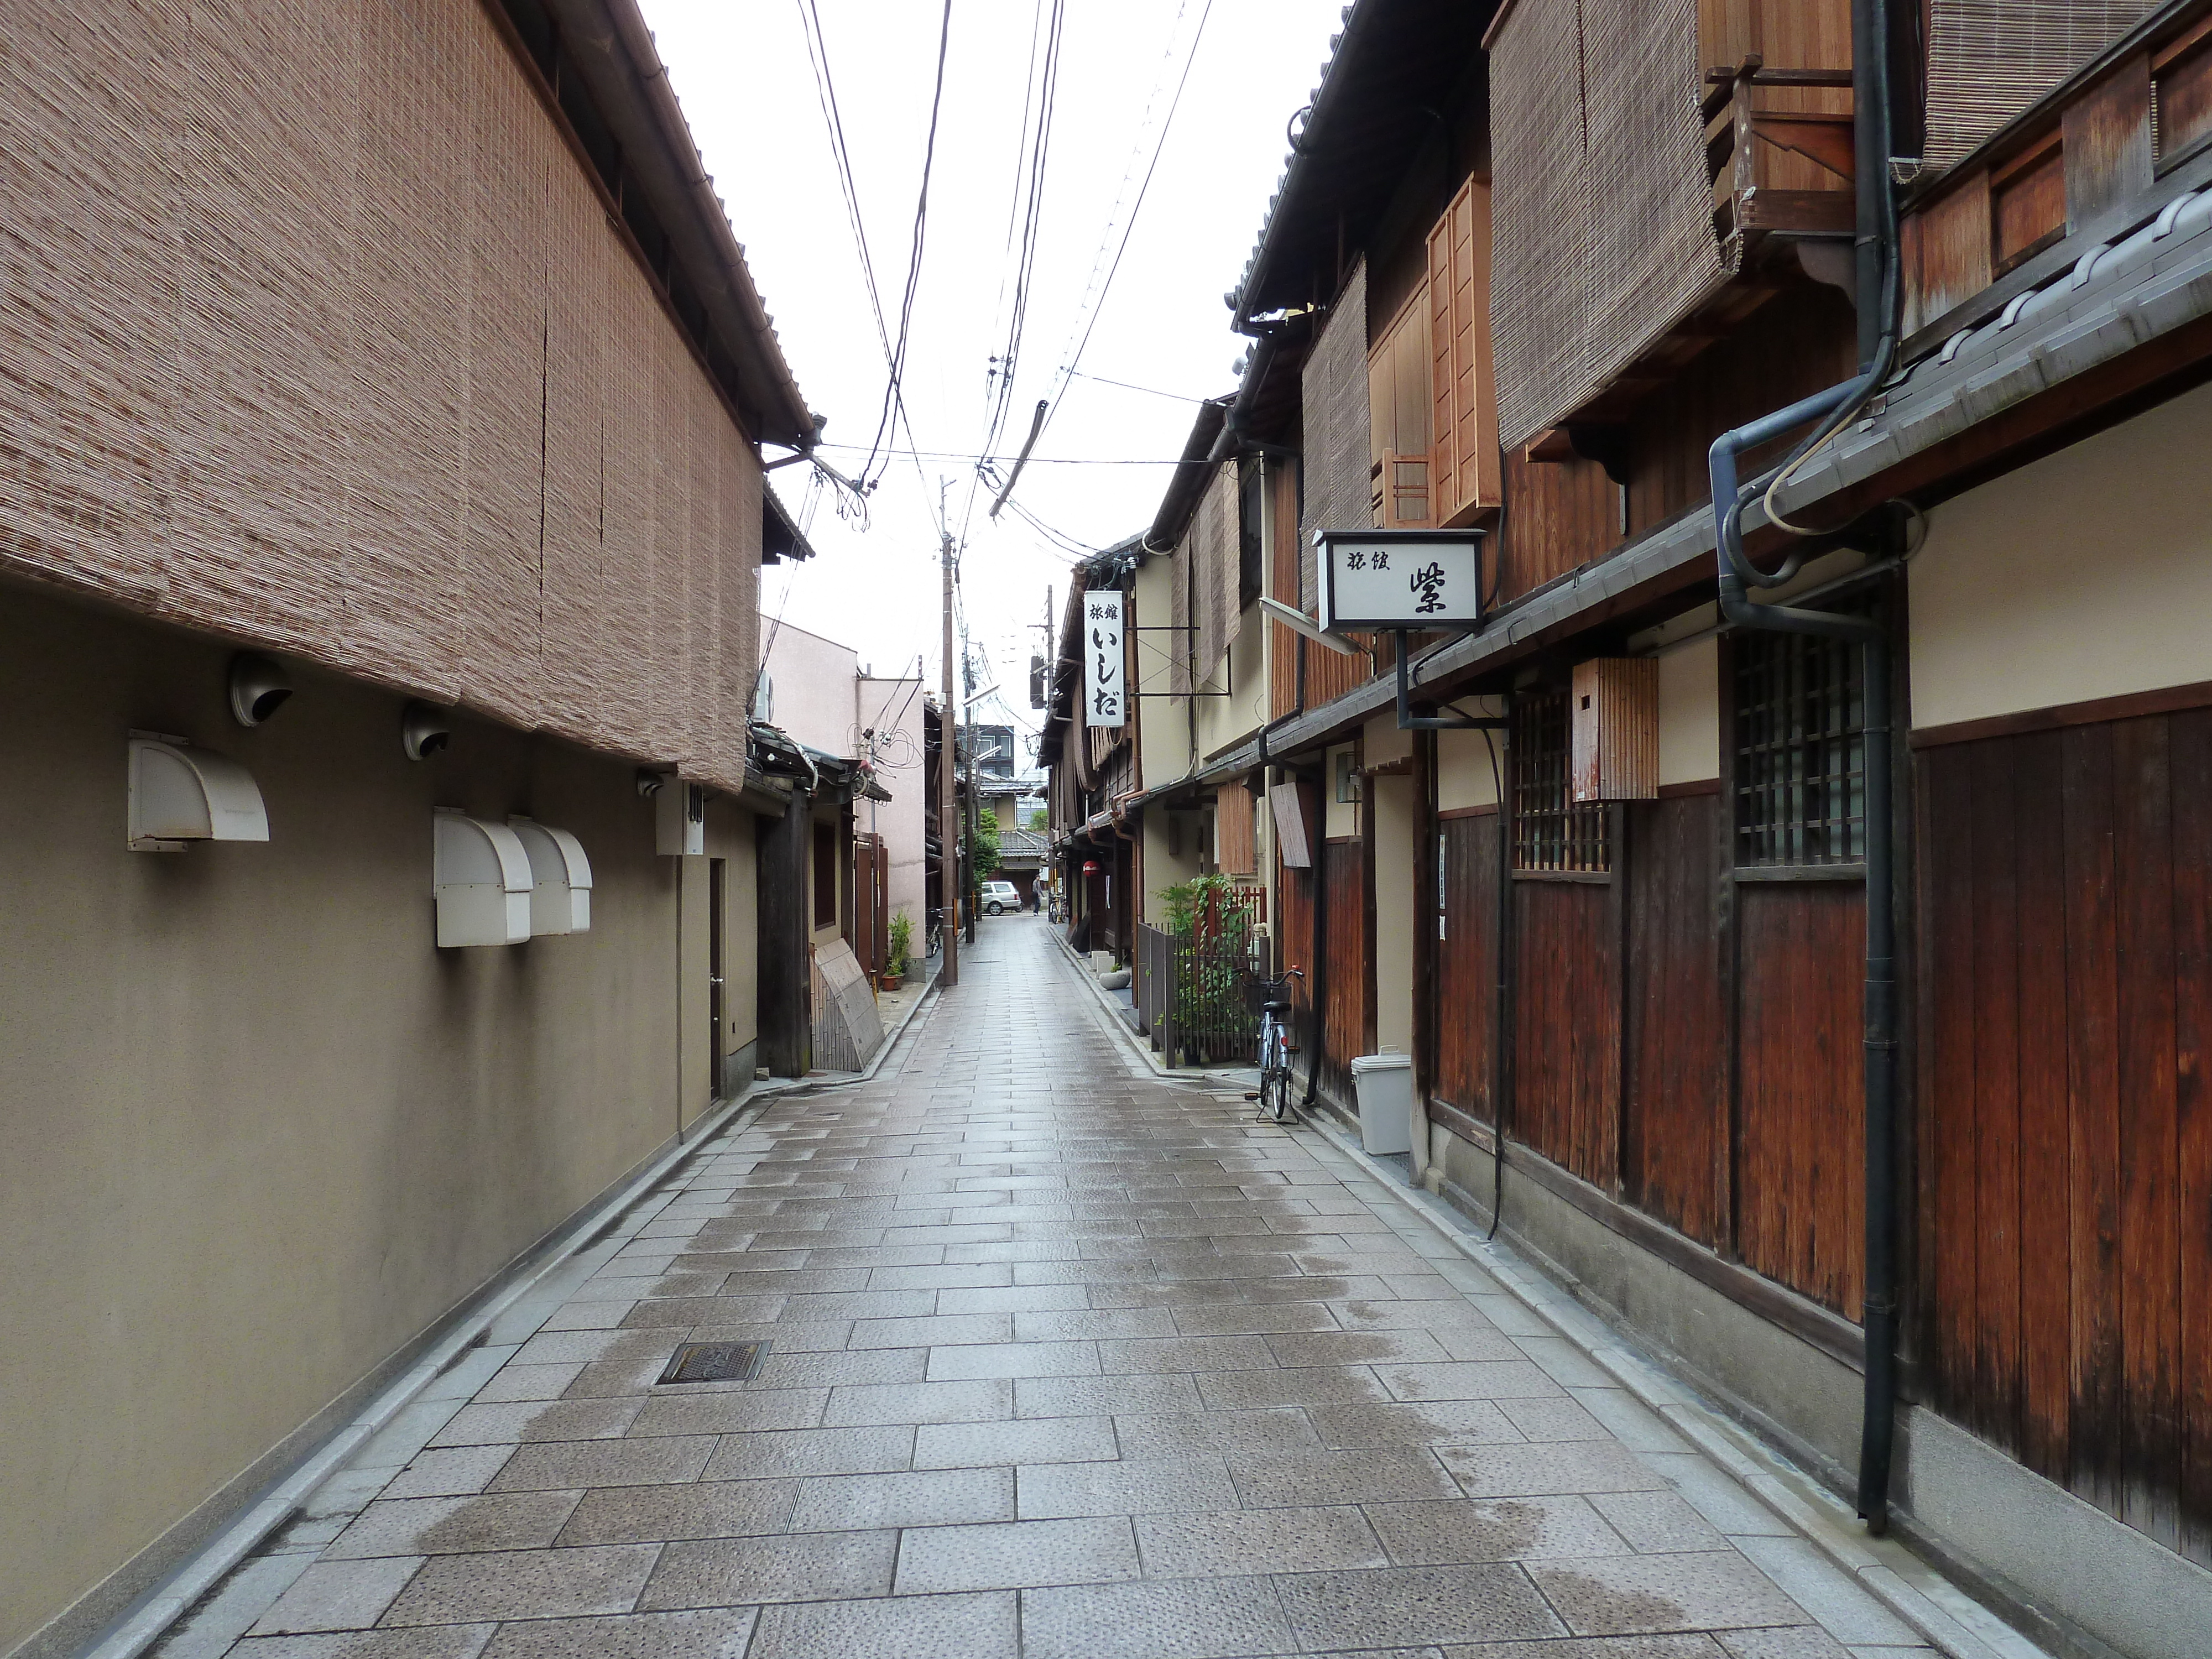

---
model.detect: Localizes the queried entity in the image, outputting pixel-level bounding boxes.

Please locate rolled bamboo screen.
[0,0,767,794]
[1924,1,2154,170]
[1490,0,1735,449]
[1297,259,1372,613]
[1193,465,1242,690]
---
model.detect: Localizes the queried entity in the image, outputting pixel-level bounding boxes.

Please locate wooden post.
[759,790,812,1078]
[940,530,960,988]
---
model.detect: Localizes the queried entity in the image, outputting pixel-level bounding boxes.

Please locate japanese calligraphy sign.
[1314,530,1485,632]
[1082,588,1126,729]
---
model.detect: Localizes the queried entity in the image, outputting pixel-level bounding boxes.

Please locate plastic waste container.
[1350,1051,1415,1156]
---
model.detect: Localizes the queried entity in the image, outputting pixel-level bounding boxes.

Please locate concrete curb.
[1062,932,2048,1659]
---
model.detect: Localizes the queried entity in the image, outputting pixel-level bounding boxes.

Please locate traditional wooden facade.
[1091,1,2212,1653]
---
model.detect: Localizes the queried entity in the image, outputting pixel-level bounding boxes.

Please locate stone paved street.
[178,916,1946,1659]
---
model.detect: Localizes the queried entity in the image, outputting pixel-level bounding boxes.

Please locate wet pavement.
[168,913,1947,1659]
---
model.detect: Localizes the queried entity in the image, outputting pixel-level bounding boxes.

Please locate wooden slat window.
[1733,628,1866,867]
[1427,176,1503,525]
[1215,784,1257,877]
[1512,691,1611,873]
[1369,286,1433,528]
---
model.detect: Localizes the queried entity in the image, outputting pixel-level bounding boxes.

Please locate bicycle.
[1246,967,1305,1124]
[925,908,945,959]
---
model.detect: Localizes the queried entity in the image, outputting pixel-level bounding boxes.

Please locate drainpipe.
[1706,0,1902,1533]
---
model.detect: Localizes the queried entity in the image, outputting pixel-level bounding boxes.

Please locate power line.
[1041,0,1217,440]
[1068,368,1212,403]
[815,443,1180,466]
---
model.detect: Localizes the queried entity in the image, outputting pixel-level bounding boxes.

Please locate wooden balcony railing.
[1704,56,1856,242]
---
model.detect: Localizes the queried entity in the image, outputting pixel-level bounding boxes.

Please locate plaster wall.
[1436,721,1503,813]
[1324,744,1360,839]
[760,622,859,756]
[0,586,709,1655]
[1911,378,2212,731]
[1658,636,1721,784]
[1192,601,1268,763]
[1134,560,1183,792]
[855,675,927,931]
[1142,812,1202,925]
[1371,773,1416,1058]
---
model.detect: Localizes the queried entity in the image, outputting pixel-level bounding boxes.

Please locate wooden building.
[1062,2,2212,1653]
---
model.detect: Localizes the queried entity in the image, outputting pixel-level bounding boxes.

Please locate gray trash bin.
[1349,1052,1415,1156]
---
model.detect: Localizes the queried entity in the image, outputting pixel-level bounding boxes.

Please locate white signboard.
[1316,530,1485,632]
[1082,588,1126,729]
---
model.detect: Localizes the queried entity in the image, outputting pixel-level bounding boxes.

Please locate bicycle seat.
[1260,999,1293,1015]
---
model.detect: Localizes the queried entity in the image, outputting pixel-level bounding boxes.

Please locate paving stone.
[749,1347,926,1389]
[1112,1406,1318,1457]
[231,1630,495,1659]
[1226,1446,1462,1507]
[248,1560,425,1636]
[1495,1396,1613,1442]
[323,1493,582,1560]
[1438,1442,1667,1499]
[1365,1496,1635,1564]
[695,1423,911,1480]
[745,1589,1018,1659]
[843,1312,1013,1348]
[1134,1505,1387,1577]
[380,1449,514,1501]
[1307,1400,1523,1449]
[1527,1551,1811,1635]
[1015,1371,1205,1417]
[555,1479,798,1546]
[380,1545,656,1624]
[428,1400,643,1447]
[634,1530,897,1608]
[1274,1562,1566,1648]
[1438,1638,1726,1659]
[471,1364,585,1404]
[625,1387,828,1436]
[1019,1574,1293,1659]
[1717,1631,1859,1659]
[925,1339,1100,1379]
[488,1437,716,1492]
[893,1515,1140,1592]
[820,1378,1013,1426]
[786,1464,1014,1530]
[472,1607,753,1658]
[1196,1364,1395,1409]
[1166,1301,1343,1336]
[1589,1490,1730,1553]
[913,1414,1118,1467]
[1017,1455,1240,1518]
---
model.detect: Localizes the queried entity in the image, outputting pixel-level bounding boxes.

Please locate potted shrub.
[881,910,912,990]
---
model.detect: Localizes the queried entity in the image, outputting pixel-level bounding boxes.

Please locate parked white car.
[981,880,1021,916]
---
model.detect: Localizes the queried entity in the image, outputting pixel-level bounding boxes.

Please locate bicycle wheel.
[1262,1027,1294,1124]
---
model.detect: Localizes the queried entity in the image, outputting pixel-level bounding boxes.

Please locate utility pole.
[938,529,959,989]
[963,634,978,947]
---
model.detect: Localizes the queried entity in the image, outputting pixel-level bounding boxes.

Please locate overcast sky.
[640,0,1349,765]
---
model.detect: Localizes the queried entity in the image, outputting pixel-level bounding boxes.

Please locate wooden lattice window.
[1733,630,1866,868]
[1512,691,1609,873]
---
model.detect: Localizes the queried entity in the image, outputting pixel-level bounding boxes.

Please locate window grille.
[1511,691,1610,873]
[1733,628,1867,867]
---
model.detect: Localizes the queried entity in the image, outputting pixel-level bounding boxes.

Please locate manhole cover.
[656,1340,768,1385]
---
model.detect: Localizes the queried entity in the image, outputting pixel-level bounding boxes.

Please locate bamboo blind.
[1215,783,1258,876]
[1193,463,1241,690]
[1168,528,1193,698]
[1490,0,1736,449]
[1924,1,2153,170]
[0,0,768,794]
[1297,259,1371,613]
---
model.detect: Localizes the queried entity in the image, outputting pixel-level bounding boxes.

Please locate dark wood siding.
[1736,882,1866,1318]
[1512,878,1619,1186]
[1919,711,2212,1567]
[1438,812,1501,1120]
[1494,447,1616,604]
[1624,792,1729,1247]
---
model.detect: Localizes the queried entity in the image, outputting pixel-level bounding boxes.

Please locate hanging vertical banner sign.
[1082,588,1126,729]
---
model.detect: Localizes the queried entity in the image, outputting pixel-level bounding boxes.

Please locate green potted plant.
[882,910,912,990]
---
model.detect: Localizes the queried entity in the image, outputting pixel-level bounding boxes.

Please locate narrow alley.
[175,916,1960,1659]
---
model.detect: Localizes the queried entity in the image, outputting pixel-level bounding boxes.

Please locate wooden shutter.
[1925,1,2154,171]
[1297,259,1371,612]
[1193,465,1242,689]
[1368,286,1433,528]
[1427,178,1503,526]
[1215,784,1258,876]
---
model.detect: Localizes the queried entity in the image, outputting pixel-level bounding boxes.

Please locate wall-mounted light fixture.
[228,653,293,727]
[401,701,451,760]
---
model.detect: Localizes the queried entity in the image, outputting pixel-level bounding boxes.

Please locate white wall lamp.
[508,817,593,935]
[128,733,270,852]
[432,810,532,946]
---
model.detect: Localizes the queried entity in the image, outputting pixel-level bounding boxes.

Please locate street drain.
[656,1340,768,1385]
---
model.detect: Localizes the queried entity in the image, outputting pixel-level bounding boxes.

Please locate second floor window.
[1512,690,1609,874]
[1733,628,1867,869]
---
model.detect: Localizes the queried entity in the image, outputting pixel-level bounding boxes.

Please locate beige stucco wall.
[1371,773,1416,1057]
[761,622,859,756]
[1142,811,1203,925]
[1192,601,1267,764]
[1436,708,1504,813]
[0,587,712,1653]
[1134,560,1182,792]
[1658,636,1721,784]
[1911,378,2212,731]
[856,675,928,931]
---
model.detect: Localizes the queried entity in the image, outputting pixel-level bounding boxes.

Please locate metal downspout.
[1705,0,1903,1533]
